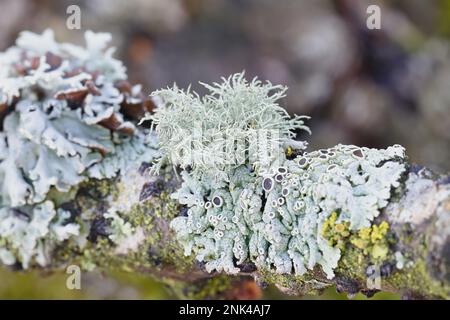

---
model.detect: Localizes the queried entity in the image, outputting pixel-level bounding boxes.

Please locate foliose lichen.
[0,201,79,268]
[148,73,408,279]
[0,30,158,268]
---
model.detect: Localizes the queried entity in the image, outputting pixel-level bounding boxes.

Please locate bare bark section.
[13,164,450,299]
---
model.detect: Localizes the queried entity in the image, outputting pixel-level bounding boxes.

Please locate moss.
[46,187,79,207]
[335,246,368,281]
[74,237,151,274]
[329,216,449,298]
[286,146,294,158]
[385,259,449,298]
[70,183,234,299]
[257,267,331,296]
[48,172,195,281]
[78,178,119,200]
[164,275,234,300]
[125,188,195,272]
[322,214,396,293]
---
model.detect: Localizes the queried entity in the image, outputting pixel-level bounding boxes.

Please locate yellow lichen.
[322,212,390,261]
[350,221,390,260]
[321,212,351,250]
[286,146,294,157]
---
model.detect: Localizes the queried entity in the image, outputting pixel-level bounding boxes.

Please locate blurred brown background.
[0,0,449,299]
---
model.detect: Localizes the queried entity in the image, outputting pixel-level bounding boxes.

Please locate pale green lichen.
[142,72,310,179]
[0,30,158,268]
[150,74,407,279]
[104,209,134,244]
[395,251,413,269]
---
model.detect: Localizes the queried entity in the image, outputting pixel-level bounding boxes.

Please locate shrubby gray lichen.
[150,74,407,279]
[144,72,310,179]
[0,30,158,267]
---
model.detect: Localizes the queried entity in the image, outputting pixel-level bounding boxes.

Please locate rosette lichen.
[0,30,158,267]
[149,74,408,279]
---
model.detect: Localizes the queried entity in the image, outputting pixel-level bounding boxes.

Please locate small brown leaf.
[115,80,154,119]
[120,95,155,120]
[98,113,135,135]
[98,113,121,131]
[55,88,89,102]
[224,279,262,300]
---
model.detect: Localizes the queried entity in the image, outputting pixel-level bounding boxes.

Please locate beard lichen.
[148,73,408,280]
[142,72,310,179]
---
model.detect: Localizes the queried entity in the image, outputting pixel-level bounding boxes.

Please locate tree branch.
[2,30,447,300]
[22,162,449,299]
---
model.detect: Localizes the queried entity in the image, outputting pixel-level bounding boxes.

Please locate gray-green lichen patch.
[171,144,406,279]
[387,171,450,225]
[150,74,408,280]
[0,29,158,268]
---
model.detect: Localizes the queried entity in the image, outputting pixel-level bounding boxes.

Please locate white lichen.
[388,171,448,225]
[142,72,310,179]
[154,74,407,279]
[104,208,134,244]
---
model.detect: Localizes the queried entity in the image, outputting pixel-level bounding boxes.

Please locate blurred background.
[0,0,449,299]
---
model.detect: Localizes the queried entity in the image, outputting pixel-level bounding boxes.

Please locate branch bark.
[16,162,450,299]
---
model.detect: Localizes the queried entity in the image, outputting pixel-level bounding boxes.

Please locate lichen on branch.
[145,73,408,280]
[0,29,158,268]
[0,32,448,300]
